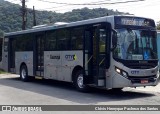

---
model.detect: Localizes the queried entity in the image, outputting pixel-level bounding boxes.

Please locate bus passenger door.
[84,29,94,84]
[84,23,110,87]
[35,33,45,77]
[2,38,9,72]
[8,38,16,72]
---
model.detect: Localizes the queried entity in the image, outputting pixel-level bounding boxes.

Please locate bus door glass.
[2,38,8,71]
[9,37,16,72]
[35,33,45,76]
[84,23,110,86]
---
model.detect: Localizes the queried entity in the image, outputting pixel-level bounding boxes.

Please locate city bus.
[0,15,159,92]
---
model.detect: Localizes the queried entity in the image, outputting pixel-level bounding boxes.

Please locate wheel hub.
[77,74,84,88]
[21,69,26,79]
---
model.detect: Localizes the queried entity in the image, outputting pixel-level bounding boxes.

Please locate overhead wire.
[8,0,21,4]
[37,0,146,11]
[3,0,154,13]
[2,0,146,11]
[105,0,160,11]
[42,0,112,9]
[37,0,145,6]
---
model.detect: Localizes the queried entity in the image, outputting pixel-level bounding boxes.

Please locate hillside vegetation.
[0,0,130,36]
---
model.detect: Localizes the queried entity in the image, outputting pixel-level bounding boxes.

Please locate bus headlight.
[115,67,128,78]
[115,67,121,74]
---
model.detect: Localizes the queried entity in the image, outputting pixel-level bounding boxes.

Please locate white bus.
[0,15,159,91]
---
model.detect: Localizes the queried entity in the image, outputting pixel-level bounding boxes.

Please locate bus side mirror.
[111,29,117,51]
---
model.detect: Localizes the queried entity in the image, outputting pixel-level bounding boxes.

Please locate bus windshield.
[113,28,157,60]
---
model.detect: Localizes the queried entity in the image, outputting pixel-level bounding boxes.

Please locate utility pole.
[33,6,36,26]
[21,0,27,30]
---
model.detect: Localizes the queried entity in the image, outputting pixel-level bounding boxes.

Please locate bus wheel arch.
[20,63,29,82]
[72,66,83,81]
[72,66,88,92]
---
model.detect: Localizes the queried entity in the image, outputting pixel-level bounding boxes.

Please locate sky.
[6,0,160,23]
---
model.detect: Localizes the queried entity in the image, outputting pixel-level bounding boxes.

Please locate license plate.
[141,80,148,84]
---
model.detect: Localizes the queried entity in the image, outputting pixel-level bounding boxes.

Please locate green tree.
[0,0,129,33]
[157,21,160,30]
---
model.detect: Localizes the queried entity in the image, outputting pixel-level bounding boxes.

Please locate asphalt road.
[0,73,160,114]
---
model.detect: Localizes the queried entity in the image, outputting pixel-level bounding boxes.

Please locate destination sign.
[121,18,149,26]
[115,16,155,28]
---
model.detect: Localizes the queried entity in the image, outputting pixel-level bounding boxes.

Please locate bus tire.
[74,70,88,92]
[20,65,29,82]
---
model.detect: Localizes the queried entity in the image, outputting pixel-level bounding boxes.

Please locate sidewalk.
[0,73,18,78]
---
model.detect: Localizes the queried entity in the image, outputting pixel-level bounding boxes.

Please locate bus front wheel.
[74,70,88,92]
[20,65,29,82]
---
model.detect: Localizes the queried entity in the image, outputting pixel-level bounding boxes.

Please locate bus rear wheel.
[74,70,88,92]
[20,65,29,82]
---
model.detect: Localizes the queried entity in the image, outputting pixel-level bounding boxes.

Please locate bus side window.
[14,34,33,51]
[99,28,106,53]
[57,29,70,50]
[45,31,57,51]
[71,27,83,50]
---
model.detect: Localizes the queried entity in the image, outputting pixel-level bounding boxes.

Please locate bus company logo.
[131,70,139,74]
[65,55,77,61]
[50,55,60,60]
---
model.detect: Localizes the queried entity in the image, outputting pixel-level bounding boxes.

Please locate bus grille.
[128,75,157,83]
[125,61,158,69]
[127,64,155,69]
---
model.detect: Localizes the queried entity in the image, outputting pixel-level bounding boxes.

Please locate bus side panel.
[61,51,83,82]
[44,51,61,80]
[15,52,33,76]
[2,52,8,72]
[44,51,83,82]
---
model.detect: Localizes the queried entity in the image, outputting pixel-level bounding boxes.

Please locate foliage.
[157,21,160,30]
[0,0,129,33]
[0,69,6,74]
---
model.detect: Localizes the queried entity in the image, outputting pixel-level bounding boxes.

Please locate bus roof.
[5,16,112,36]
[5,15,155,37]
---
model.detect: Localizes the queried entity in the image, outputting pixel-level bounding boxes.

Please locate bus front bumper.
[111,72,160,88]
